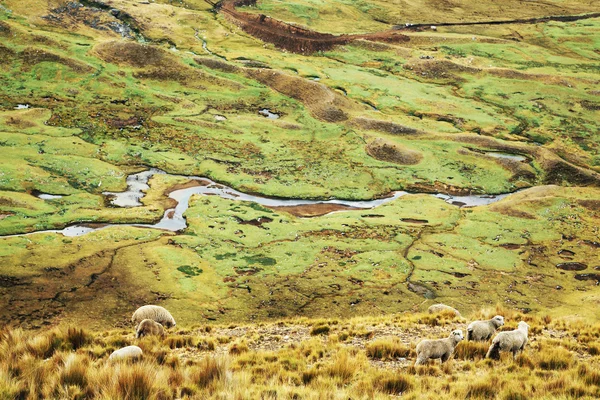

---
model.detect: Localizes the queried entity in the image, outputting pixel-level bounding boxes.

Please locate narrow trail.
[394,12,600,30]
[204,0,600,54]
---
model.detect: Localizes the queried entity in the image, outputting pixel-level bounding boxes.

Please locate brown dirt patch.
[366,138,423,165]
[268,204,359,217]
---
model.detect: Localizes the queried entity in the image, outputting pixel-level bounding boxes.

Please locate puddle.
[37,194,64,200]
[259,109,280,119]
[486,152,527,162]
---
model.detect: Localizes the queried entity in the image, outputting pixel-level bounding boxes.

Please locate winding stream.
[13,169,514,238]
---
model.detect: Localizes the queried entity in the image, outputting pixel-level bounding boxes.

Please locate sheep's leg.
[441,353,450,363]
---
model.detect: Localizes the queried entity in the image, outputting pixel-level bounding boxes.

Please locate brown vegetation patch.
[0,44,15,64]
[352,117,424,135]
[0,21,11,35]
[106,116,142,128]
[245,68,355,122]
[577,199,600,211]
[4,116,35,129]
[366,138,423,165]
[94,41,167,68]
[194,57,240,73]
[580,100,600,111]
[268,204,359,217]
[20,47,93,72]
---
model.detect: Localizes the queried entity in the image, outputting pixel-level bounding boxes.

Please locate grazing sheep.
[109,345,143,361]
[486,321,530,360]
[132,305,176,328]
[415,329,464,365]
[136,319,165,339]
[467,315,505,341]
[428,303,461,317]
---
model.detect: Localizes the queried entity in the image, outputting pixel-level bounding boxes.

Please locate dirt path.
[394,12,600,30]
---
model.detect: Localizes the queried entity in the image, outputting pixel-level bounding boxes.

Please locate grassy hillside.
[0,0,599,330]
[1,308,600,399]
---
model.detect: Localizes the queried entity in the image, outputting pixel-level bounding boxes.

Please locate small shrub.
[165,336,195,349]
[310,325,330,336]
[578,364,600,387]
[189,356,227,388]
[115,364,155,400]
[536,347,572,370]
[376,373,413,395]
[327,351,359,383]
[465,377,498,399]
[301,368,318,384]
[587,343,600,356]
[66,327,91,350]
[60,354,88,387]
[366,337,411,360]
[501,388,528,400]
[454,341,488,361]
[229,340,249,355]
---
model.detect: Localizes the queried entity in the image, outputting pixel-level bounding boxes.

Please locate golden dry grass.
[0,309,598,399]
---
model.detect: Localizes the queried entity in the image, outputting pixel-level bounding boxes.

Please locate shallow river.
[7,169,514,237]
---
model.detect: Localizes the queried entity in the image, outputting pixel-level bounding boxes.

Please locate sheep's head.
[492,315,505,327]
[517,321,530,331]
[450,329,464,343]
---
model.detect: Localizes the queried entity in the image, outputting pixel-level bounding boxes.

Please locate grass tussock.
[366,336,411,360]
[454,340,489,361]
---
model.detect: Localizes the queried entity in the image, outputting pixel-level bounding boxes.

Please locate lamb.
[415,329,464,365]
[428,303,461,317]
[486,321,530,360]
[131,305,176,328]
[136,319,165,339]
[109,345,143,361]
[467,315,504,341]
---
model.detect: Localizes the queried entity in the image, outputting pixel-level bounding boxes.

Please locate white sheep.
[131,305,176,328]
[415,329,464,365]
[109,345,143,361]
[467,315,504,341]
[486,321,530,360]
[428,303,461,317]
[136,319,166,338]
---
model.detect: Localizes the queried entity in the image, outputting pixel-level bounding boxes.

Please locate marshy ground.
[0,0,599,359]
